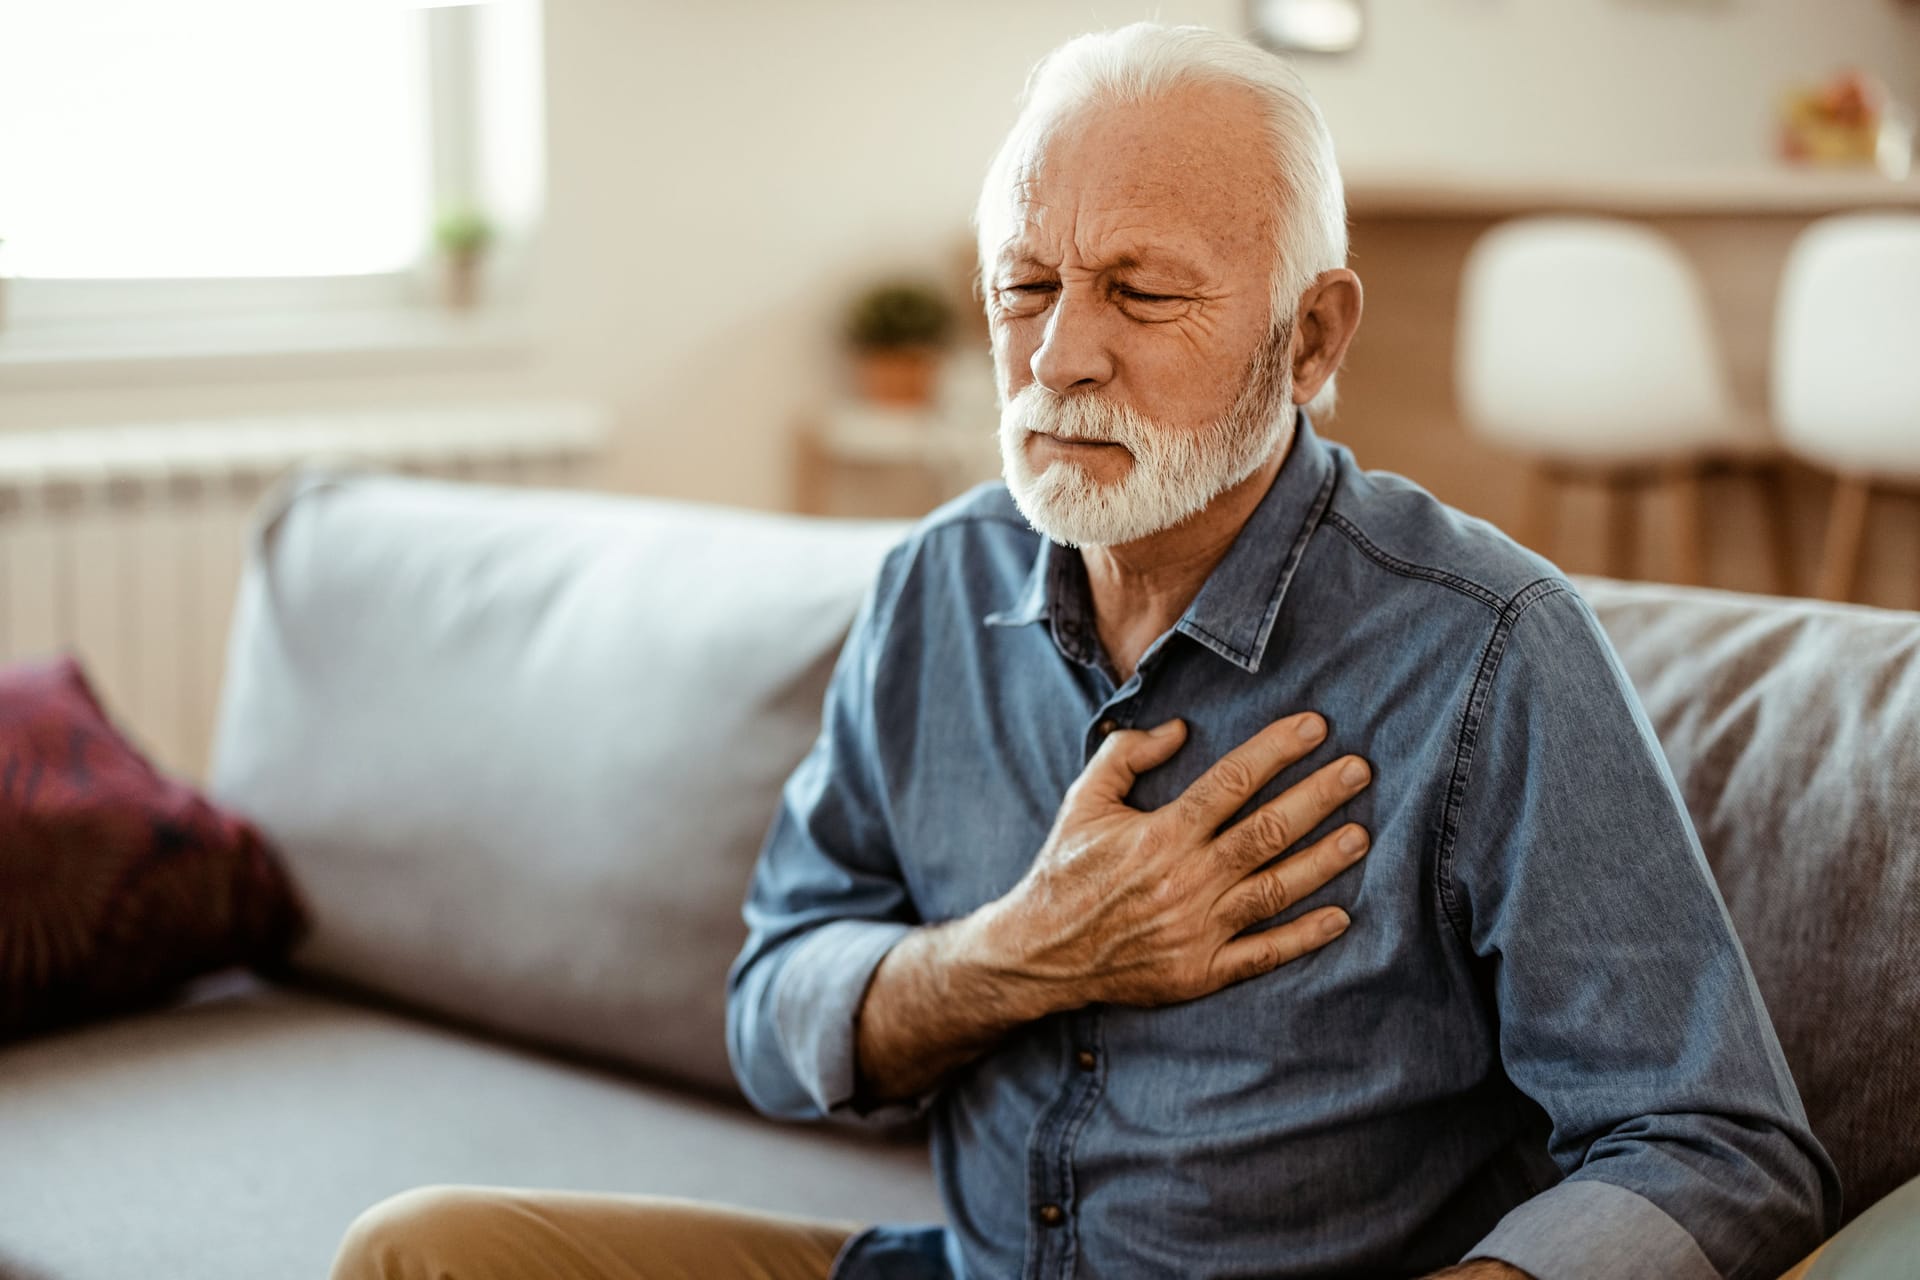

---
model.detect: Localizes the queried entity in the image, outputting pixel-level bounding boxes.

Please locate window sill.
[0,302,537,391]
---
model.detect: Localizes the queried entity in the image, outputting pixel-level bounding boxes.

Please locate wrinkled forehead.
[979,85,1277,274]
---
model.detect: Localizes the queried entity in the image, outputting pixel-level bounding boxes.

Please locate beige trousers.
[330,1184,1831,1279]
[328,1185,862,1280]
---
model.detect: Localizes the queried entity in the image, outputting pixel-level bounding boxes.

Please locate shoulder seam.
[1322,511,1509,613]
[1433,577,1569,945]
[910,484,1032,542]
[924,511,1032,536]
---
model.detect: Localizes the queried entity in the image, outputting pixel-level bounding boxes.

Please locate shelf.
[1346,167,1920,218]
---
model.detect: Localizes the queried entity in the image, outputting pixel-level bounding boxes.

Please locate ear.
[1289,268,1364,406]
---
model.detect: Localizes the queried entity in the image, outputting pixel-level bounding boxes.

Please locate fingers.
[1213,754,1371,874]
[1173,713,1331,831]
[1072,719,1189,806]
[1215,822,1369,932]
[1213,907,1351,987]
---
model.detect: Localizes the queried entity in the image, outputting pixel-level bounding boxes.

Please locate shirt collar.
[983,412,1338,675]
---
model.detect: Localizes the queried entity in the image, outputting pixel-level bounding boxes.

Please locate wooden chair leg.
[1816,475,1872,602]
[1604,472,1640,580]
[1669,463,1706,587]
[1521,465,1558,560]
[1758,462,1799,598]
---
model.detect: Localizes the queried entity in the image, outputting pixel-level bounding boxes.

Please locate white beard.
[997,328,1296,548]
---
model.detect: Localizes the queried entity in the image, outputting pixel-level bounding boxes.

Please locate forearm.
[853,904,1061,1106]
[1425,1263,1533,1279]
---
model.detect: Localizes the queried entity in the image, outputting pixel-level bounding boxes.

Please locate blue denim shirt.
[726,417,1838,1280]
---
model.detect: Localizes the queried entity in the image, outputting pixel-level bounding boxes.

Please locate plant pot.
[443,248,484,311]
[855,346,941,407]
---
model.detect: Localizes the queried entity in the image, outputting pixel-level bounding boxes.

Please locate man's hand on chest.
[850,709,1373,1107]
[979,711,1374,1010]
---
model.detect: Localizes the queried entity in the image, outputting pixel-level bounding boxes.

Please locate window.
[0,0,543,375]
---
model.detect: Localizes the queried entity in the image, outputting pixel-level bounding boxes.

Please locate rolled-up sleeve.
[725,545,929,1127]
[1470,1179,1718,1280]
[1449,586,1841,1280]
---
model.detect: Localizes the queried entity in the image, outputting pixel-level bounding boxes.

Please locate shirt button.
[1038,1203,1065,1227]
[1076,1049,1098,1071]
[1095,718,1118,736]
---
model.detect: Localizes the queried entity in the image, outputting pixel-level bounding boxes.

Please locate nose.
[1029,289,1115,393]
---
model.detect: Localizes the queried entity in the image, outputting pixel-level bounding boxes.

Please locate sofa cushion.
[1786,1170,1920,1278]
[0,655,306,1038]
[209,471,904,1098]
[0,973,941,1280]
[1576,577,1920,1223]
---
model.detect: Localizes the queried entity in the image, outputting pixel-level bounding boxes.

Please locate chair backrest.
[1577,575,1920,1224]
[1456,216,1737,463]
[1772,213,1920,478]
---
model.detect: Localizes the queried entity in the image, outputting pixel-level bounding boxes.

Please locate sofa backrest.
[210,469,906,1098]
[1575,576,1920,1223]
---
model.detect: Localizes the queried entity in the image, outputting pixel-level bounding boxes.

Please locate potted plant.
[434,207,494,310]
[844,279,955,407]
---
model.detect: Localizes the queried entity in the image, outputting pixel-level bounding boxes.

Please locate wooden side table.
[793,401,1000,517]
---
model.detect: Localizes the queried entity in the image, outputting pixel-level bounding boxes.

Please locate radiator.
[0,401,609,781]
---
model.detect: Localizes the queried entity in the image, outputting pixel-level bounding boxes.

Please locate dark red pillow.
[0,654,307,1038]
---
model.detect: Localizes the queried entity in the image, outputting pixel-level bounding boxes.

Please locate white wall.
[6,0,1916,511]
[1308,0,1920,174]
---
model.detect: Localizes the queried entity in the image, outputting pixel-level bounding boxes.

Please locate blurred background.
[1,0,1917,778]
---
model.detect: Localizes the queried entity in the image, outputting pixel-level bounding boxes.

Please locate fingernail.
[1321,911,1350,938]
[1151,719,1182,738]
[1341,758,1370,786]
[1296,714,1326,742]
[1338,827,1368,857]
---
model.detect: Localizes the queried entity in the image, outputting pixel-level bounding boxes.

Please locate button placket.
[1045,1007,1107,1279]
[1023,1004,1110,1278]
[1086,701,1134,760]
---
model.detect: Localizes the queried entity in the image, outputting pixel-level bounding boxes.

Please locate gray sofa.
[2,470,1914,1280]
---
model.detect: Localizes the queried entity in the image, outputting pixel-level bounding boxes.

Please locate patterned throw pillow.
[0,655,307,1038]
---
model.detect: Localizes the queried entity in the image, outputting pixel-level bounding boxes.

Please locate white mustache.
[1008,388,1148,454]
[1036,430,1125,446]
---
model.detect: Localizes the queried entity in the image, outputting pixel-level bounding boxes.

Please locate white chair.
[1457,216,1787,587]
[1772,212,1920,602]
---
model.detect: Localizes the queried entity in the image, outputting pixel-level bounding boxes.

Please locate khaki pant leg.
[330,1184,863,1280]
[1776,1238,1828,1280]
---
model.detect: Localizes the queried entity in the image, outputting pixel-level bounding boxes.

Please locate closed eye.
[994,281,1057,316]
[1119,287,1182,303]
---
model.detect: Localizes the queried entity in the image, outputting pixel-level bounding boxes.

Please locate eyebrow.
[993,246,1208,281]
[994,248,1051,276]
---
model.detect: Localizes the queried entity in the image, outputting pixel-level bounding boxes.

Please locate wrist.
[955,895,1080,1024]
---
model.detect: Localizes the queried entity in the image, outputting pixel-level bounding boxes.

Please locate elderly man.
[331,21,1835,1280]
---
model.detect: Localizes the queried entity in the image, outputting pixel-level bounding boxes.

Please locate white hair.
[974,23,1350,418]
